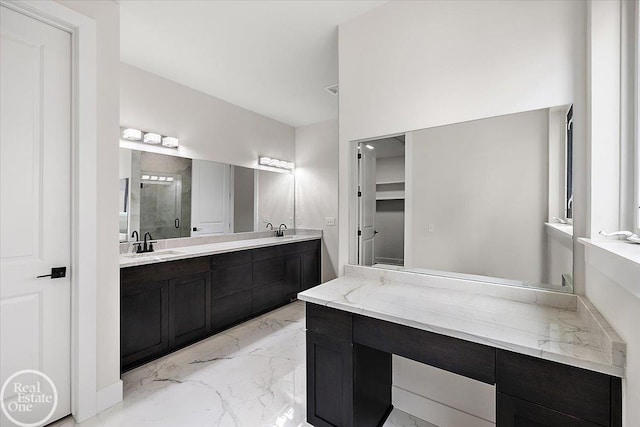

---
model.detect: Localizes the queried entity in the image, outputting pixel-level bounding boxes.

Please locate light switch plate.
[325,217,336,226]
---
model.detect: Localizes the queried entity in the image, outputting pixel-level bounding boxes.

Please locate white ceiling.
[120,0,385,128]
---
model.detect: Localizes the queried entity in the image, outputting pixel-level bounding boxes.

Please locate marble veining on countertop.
[298,265,626,377]
[120,230,322,268]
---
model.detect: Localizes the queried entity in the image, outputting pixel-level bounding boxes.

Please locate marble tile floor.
[50,301,436,427]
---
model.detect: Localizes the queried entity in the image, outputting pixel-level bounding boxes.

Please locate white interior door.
[1,6,72,425]
[358,145,377,266]
[191,159,231,236]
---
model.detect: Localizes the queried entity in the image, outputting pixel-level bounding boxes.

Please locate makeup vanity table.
[299,266,625,427]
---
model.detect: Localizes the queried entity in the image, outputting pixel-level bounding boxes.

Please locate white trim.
[580,238,640,299]
[392,386,494,427]
[96,380,123,413]
[348,140,359,265]
[404,133,413,268]
[0,0,99,422]
[635,0,640,234]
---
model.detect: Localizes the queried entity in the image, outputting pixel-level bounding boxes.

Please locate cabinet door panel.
[212,289,252,332]
[212,263,252,298]
[169,272,211,347]
[121,280,169,371]
[497,393,602,427]
[252,281,285,315]
[307,331,354,427]
[302,248,320,290]
[284,254,301,300]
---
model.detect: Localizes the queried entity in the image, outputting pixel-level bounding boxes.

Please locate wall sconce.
[120,127,180,149]
[259,156,294,170]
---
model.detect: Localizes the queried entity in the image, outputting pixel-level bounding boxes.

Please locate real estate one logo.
[0,369,58,427]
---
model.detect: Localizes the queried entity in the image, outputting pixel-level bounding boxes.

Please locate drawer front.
[253,257,285,287]
[306,303,352,343]
[121,256,210,284]
[212,289,252,332]
[496,350,611,426]
[252,281,285,314]
[253,245,284,262]
[282,239,321,255]
[212,263,253,299]
[211,250,252,269]
[497,393,603,427]
[353,315,495,384]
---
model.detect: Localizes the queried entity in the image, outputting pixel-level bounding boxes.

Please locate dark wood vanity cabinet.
[305,303,622,427]
[120,238,321,372]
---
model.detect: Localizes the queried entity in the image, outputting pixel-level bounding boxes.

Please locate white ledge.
[579,238,640,299]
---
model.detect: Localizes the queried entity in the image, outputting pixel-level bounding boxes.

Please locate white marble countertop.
[298,266,626,377]
[120,234,321,268]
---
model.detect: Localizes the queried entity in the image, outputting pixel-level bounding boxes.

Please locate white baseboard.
[96,379,123,413]
[392,386,495,427]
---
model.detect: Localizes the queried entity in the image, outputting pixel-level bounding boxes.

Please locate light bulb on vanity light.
[162,136,179,148]
[143,132,162,144]
[259,157,271,166]
[122,128,142,141]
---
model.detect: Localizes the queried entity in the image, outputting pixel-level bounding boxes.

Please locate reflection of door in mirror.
[357,137,406,267]
[191,159,231,236]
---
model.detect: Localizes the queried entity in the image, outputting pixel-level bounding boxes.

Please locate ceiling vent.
[325,84,339,96]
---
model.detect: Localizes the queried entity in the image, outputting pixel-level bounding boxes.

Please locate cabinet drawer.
[282,239,320,255]
[252,281,285,315]
[121,256,210,284]
[212,289,252,332]
[253,257,285,287]
[253,245,284,262]
[496,350,611,426]
[212,263,253,298]
[497,393,602,427]
[354,315,495,384]
[211,250,252,269]
[306,303,352,343]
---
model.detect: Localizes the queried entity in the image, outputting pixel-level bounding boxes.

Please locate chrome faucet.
[277,223,287,237]
[266,222,274,231]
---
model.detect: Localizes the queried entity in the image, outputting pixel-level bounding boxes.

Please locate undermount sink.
[123,249,184,259]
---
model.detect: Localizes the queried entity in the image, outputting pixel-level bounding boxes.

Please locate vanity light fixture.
[166,177,174,182]
[141,174,150,180]
[158,176,167,181]
[162,136,179,148]
[122,128,142,141]
[143,132,162,145]
[149,175,159,181]
[258,156,294,171]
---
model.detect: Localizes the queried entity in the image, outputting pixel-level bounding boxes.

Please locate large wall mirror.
[353,106,574,293]
[119,148,294,242]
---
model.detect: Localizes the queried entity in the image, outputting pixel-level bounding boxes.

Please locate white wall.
[257,170,294,229]
[338,1,587,425]
[120,63,295,170]
[56,0,121,406]
[295,120,339,281]
[409,109,549,284]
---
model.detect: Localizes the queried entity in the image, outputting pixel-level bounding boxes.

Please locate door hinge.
[357,230,362,236]
[357,191,362,197]
[357,153,362,159]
